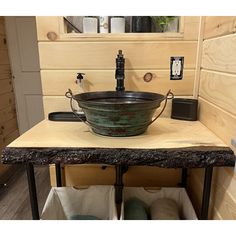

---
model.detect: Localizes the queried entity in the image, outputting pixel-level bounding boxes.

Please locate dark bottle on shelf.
[132,16,152,33]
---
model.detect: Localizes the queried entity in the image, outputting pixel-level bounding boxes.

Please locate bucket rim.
[73,90,166,105]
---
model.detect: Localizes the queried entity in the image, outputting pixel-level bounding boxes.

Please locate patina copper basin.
[66,89,173,137]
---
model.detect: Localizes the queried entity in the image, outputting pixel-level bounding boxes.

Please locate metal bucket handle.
[148,89,174,126]
[65,89,91,128]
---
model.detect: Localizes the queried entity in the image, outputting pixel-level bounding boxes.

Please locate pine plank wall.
[0,17,19,178]
[35,16,236,219]
[188,17,236,219]
[35,16,201,188]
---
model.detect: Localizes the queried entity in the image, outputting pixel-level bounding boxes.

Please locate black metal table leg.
[55,163,62,187]
[115,165,124,204]
[200,166,213,220]
[180,168,188,188]
[26,162,39,220]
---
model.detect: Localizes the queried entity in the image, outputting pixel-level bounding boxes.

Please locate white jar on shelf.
[83,16,98,33]
[110,17,125,33]
[99,16,109,33]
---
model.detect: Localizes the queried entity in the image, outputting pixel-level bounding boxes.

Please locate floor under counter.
[0,166,50,220]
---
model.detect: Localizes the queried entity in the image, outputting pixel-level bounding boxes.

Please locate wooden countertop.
[1,118,235,167]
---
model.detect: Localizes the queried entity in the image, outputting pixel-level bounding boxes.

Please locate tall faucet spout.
[115,50,125,91]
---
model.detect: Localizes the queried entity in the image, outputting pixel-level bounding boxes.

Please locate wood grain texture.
[0,79,13,95]
[0,92,15,110]
[188,169,224,219]
[0,163,11,179]
[123,166,180,187]
[0,166,50,220]
[193,16,205,98]
[64,164,115,186]
[0,17,5,36]
[38,41,197,70]
[0,49,9,65]
[183,17,200,40]
[36,16,63,42]
[204,16,236,39]
[199,97,236,152]
[60,165,180,187]
[41,69,195,96]
[0,106,16,126]
[0,64,11,80]
[0,118,18,137]
[202,34,236,73]
[200,70,236,116]
[0,16,19,180]
[0,35,7,50]
[3,130,19,147]
[196,17,236,220]
[5,118,228,149]
[191,168,236,219]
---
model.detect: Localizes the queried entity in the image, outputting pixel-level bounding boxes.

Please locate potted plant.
[151,16,178,32]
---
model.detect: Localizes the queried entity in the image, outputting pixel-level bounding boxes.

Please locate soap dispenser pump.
[76,72,85,84]
[75,72,85,114]
[76,73,85,93]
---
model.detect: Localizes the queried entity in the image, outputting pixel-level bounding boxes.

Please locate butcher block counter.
[1,118,235,220]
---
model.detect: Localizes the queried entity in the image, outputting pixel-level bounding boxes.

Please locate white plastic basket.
[121,187,197,220]
[41,185,117,220]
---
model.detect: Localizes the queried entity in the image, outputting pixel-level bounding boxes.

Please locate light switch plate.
[170,56,184,80]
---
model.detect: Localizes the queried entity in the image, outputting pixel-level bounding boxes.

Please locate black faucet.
[115,50,125,91]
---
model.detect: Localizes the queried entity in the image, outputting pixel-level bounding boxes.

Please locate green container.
[66,90,172,137]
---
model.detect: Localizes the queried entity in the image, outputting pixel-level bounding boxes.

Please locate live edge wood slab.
[1,118,235,168]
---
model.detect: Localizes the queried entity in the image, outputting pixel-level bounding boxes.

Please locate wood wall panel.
[0,17,6,36]
[0,105,16,124]
[190,16,236,220]
[51,165,181,188]
[199,70,236,116]
[188,169,225,220]
[123,167,180,187]
[0,118,18,137]
[0,35,7,50]
[41,69,195,96]
[0,92,15,110]
[199,98,236,152]
[0,79,13,95]
[64,165,115,186]
[0,16,19,178]
[191,168,236,219]
[0,64,11,80]
[36,16,61,42]
[3,130,19,148]
[202,34,236,73]
[38,41,197,70]
[0,49,9,65]
[203,16,236,39]
[183,16,200,40]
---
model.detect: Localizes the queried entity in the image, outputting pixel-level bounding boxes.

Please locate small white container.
[83,17,98,33]
[110,17,125,33]
[99,16,109,33]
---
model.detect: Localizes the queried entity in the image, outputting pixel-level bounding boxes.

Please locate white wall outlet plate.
[170,57,184,80]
